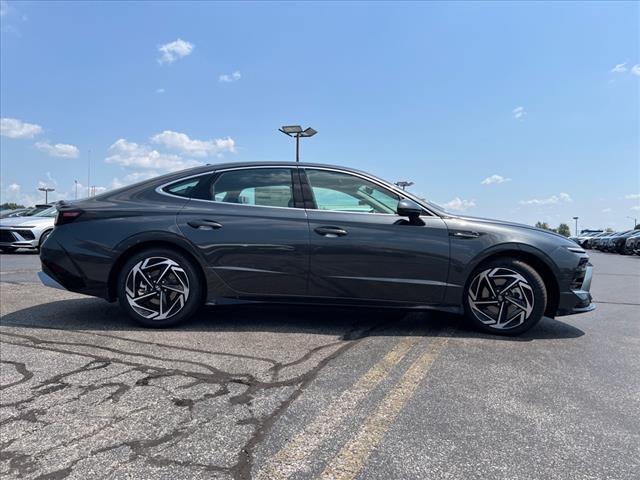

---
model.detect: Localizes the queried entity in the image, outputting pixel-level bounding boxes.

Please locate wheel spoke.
[125,256,190,321]
[468,266,535,330]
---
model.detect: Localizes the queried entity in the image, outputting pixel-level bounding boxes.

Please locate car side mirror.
[397,198,422,219]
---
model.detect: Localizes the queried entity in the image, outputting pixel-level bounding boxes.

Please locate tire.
[464,258,547,336]
[117,248,204,327]
[37,230,51,253]
[0,247,17,254]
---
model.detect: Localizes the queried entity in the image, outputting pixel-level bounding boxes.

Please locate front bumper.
[38,271,68,291]
[0,228,38,249]
[556,264,595,316]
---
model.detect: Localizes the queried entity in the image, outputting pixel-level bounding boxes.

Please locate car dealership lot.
[0,252,638,479]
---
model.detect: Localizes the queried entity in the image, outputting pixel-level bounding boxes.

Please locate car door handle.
[314,226,348,237]
[187,220,223,230]
[450,230,480,239]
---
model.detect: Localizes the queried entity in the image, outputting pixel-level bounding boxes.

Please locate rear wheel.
[464,258,547,336]
[117,248,204,327]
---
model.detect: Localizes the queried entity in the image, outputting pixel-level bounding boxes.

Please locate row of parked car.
[0,204,57,253]
[570,229,640,255]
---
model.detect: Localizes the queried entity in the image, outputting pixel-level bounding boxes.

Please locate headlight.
[567,246,586,254]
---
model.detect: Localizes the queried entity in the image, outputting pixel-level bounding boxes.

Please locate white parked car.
[0,206,57,253]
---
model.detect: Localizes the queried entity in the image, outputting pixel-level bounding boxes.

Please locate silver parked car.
[0,206,57,253]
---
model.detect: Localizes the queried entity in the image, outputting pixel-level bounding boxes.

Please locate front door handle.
[188,219,223,230]
[314,226,348,237]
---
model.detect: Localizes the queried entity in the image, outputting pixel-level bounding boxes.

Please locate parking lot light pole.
[626,216,637,229]
[279,125,317,162]
[38,187,55,204]
[573,216,579,236]
[395,181,414,191]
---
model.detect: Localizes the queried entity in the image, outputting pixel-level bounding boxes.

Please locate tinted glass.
[210,168,294,208]
[164,177,203,198]
[304,169,399,214]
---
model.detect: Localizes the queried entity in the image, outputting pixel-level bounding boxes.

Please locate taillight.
[55,209,83,226]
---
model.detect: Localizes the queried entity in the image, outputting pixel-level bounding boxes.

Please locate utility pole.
[627,216,638,229]
[572,216,579,236]
[74,180,79,200]
[87,149,92,198]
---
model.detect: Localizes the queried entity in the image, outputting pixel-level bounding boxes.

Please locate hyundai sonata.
[39,162,595,335]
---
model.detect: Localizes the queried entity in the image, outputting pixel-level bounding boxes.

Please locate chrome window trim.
[156,167,303,212]
[301,166,439,217]
[155,164,440,217]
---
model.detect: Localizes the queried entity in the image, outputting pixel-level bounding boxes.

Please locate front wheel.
[117,248,204,327]
[464,258,547,336]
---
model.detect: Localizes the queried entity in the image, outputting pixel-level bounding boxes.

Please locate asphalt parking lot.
[0,250,638,480]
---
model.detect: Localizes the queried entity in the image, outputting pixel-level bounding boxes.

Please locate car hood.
[0,216,55,227]
[448,214,576,243]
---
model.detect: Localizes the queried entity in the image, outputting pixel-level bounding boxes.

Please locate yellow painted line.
[255,334,422,480]
[318,330,453,480]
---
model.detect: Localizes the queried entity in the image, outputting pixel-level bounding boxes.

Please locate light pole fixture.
[38,187,55,204]
[572,216,579,236]
[395,181,414,191]
[279,125,317,162]
[74,180,79,200]
[626,216,638,229]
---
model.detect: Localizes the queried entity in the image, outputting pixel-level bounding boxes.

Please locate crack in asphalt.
[0,315,396,480]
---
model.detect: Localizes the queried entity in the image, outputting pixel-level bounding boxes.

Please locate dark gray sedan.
[39,162,594,335]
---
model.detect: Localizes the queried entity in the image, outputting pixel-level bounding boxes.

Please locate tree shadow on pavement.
[0,296,585,343]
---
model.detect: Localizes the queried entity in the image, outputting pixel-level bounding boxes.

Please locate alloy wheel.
[467,267,535,330]
[125,256,190,320]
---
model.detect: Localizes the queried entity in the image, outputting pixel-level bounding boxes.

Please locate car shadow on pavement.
[0,297,585,343]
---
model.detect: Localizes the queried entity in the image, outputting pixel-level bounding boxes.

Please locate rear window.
[163,176,206,198]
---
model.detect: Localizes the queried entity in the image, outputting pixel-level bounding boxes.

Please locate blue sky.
[1,1,638,230]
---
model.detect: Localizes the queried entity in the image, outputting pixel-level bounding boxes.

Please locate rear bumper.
[556,264,595,316]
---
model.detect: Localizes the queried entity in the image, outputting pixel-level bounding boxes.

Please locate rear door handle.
[450,230,480,239]
[314,226,348,237]
[188,219,223,230]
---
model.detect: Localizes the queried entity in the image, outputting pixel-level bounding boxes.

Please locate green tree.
[0,202,25,210]
[557,223,571,237]
[535,221,550,230]
[535,221,557,232]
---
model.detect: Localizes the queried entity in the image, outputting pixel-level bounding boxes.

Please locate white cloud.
[157,38,194,65]
[0,0,9,16]
[611,62,628,73]
[151,130,236,157]
[156,88,165,94]
[631,65,640,76]
[601,208,612,213]
[442,197,476,212]
[105,138,202,172]
[110,171,161,190]
[1,117,43,138]
[519,192,573,205]
[625,193,640,200]
[513,106,526,120]
[631,206,640,211]
[7,182,20,193]
[35,141,79,158]
[219,71,241,83]
[481,174,511,185]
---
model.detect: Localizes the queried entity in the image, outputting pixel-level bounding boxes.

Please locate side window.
[304,169,400,214]
[163,176,204,198]
[210,168,295,208]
